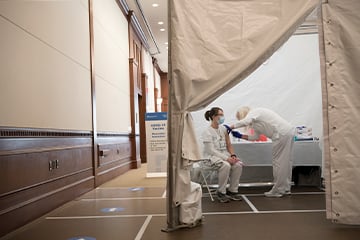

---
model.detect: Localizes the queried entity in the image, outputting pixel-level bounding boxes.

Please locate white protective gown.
[202,125,242,194]
[234,108,295,193]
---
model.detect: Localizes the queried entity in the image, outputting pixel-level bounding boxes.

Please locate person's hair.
[236,106,251,120]
[204,107,223,121]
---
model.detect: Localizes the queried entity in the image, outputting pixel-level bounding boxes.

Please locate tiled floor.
[2,184,360,240]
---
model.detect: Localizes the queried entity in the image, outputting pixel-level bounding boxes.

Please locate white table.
[232,141,322,184]
[233,141,322,166]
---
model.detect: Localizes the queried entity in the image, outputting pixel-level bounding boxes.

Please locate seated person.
[202,107,243,203]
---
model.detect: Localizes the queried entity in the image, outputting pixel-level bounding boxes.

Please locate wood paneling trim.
[96,161,132,186]
[0,127,136,236]
[97,161,130,176]
[0,137,92,152]
[0,177,94,237]
[0,168,93,198]
[0,169,93,213]
[97,132,130,137]
[99,158,129,168]
[0,144,91,156]
[0,146,93,195]
[0,176,94,216]
[98,142,131,167]
[88,0,99,187]
[0,127,91,138]
[96,135,133,186]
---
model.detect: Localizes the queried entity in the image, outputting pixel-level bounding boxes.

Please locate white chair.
[193,159,222,202]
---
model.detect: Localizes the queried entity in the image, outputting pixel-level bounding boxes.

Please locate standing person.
[230,107,295,198]
[202,107,243,203]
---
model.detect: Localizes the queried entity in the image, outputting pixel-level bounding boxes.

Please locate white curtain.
[168,0,319,226]
[321,0,360,225]
[191,34,323,146]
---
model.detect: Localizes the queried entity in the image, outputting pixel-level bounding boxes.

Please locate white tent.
[166,0,360,229]
[319,0,360,225]
[191,34,323,146]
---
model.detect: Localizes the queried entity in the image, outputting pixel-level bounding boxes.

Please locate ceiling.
[125,1,318,74]
[126,0,168,73]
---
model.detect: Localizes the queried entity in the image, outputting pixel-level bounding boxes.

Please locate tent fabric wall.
[191,34,323,146]
[168,0,319,227]
[321,0,360,224]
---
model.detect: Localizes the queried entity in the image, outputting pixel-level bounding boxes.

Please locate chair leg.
[201,170,214,201]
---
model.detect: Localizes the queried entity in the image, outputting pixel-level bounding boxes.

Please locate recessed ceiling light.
[160,28,165,32]
[152,3,159,7]
[165,42,168,45]
[158,21,164,25]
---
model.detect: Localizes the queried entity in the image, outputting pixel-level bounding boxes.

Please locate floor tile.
[247,194,325,211]
[3,217,146,240]
[79,187,166,199]
[202,196,252,213]
[142,213,360,240]
[48,198,166,217]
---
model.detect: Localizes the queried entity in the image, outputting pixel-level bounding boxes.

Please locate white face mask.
[218,116,225,124]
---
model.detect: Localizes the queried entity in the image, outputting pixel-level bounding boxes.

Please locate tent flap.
[322,0,360,225]
[168,0,319,227]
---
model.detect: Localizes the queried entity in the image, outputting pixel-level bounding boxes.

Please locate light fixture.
[165,42,168,45]
[152,3,159,7]
[160,28,165,32]
[158,21,164,25]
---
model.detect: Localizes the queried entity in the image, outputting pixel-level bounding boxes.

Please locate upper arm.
[234,117,253,129]
[225,130,234,154]
[225,131,231,147]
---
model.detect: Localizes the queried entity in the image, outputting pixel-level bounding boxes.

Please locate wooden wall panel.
[0,177,94,238]
[95,135,133,186]
[98,142,131,167]
[140,73,147,163]
[0,128,94,237]
[0,127,136,236]
[0,146,92,195]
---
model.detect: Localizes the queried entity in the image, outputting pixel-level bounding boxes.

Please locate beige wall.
[0,0,92,130]
[93,0,131,133]
[142,49,155,112]
[0,0,132,133]
[154,70,162,112]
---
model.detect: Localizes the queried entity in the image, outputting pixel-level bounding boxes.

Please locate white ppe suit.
[234,108,294,193]
[202,125,242,194]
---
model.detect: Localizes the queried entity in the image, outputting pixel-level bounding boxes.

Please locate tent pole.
[162,0,179,232]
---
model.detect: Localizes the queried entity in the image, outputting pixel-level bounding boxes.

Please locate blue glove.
[223,124,232,134]
[231,130,243,139]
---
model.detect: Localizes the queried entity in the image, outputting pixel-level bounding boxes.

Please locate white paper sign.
[145,112,168,177]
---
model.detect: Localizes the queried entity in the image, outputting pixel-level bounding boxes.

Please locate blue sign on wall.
[145,112,167,121]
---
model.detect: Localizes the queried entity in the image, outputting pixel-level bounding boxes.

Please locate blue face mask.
[218,116,225,124]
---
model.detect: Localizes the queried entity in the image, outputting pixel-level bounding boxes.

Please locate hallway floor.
[2,165,360,240]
